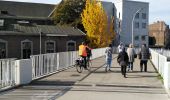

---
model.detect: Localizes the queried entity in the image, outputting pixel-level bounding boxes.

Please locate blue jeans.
[128,62,133,70]
[106,58,112,68]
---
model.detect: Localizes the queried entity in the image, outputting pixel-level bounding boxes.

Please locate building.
[0,1,85,59]
[0,0,55,25]
[113,0,149,47]
[101,1,118,45]
[0,24,85,59]
[101,1,117,28]
[149,21,169,47]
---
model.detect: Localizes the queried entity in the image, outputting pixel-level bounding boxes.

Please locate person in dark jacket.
[117,48,129,78]
[86,43,92,61]
[138,44,150,72]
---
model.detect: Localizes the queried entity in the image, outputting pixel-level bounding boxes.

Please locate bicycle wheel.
[76,64,83,73]
[86,60,91,71]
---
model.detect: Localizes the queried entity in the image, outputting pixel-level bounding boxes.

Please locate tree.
[52,0,85,31]
[81,0,115,48]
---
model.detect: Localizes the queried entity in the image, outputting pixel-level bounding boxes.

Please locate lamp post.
[38,27,42,55]
[38,27,42,75]
[132,8,142,46]
[40,30,42,55]
[118,18,121,45]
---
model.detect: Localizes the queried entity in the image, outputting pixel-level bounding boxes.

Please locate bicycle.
[75,57,84,73]
[75,57,91,73]
[86,57,92,71]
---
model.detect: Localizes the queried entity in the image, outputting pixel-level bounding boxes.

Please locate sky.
[3,0,170,25]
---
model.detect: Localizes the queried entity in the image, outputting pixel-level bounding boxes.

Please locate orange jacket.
[79,44,87,57]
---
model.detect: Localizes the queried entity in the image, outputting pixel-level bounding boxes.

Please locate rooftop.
[0,24,85,36]
[0,0,55,18]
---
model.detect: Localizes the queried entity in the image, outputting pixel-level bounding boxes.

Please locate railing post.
[15,59,32,85]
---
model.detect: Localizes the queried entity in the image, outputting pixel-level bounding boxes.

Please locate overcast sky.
[3,0,170,25]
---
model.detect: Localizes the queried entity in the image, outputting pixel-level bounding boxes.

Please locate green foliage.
[52,0,85,31]
[157,74,163,83]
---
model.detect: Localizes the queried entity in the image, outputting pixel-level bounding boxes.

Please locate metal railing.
[31,51,79,79]
[0,58,16,89]
[151,48,170,57]
[0,47,117,90]
[31,48,108,79]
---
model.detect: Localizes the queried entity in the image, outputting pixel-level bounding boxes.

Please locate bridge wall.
[150,49,170,92]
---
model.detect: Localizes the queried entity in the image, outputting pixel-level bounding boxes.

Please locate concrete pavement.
[56,55,169,100]
[0,55,169,100]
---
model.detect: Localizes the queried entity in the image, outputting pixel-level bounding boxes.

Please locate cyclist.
[79,42,88,69]
[86,43,92,62]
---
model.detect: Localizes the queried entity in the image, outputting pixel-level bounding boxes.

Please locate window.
[45,40,55,53]
[21,40,32,59]
[1,11,8,14]
[135,13,139,19]
[135,22,139,28]
[142,13,146,19]
[134,36,139,40]
[67,40,76,51]
[141,36,146,41]
[0,19,4,27]
[0,39,7,59]
[142,23,147,28]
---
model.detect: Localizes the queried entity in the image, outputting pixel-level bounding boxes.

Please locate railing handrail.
[0,58,17,61]
[30,47,107,57]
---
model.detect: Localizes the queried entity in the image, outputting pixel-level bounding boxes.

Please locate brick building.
[149,21,169,47]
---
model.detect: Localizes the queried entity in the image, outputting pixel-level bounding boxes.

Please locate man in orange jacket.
[79,42,87,69]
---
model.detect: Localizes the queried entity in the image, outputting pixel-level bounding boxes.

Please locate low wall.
[15,59,32,85]
[150,49,170,91]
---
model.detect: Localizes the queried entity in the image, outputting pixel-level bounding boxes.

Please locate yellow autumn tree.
[81,0,115,48]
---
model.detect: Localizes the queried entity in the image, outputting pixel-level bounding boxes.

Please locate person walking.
[138,44,150,72]
[118,42,125,53]
[117,48,129,78]
[105,44,113,72]
[127,44,136,71]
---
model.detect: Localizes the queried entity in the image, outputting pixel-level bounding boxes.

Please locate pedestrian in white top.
[118,42,125,53]
[105,44,113,72]
[127,44,136,71]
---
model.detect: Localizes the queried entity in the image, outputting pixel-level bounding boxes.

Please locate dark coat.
[117,51,129,66]
[139,46,150,60]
